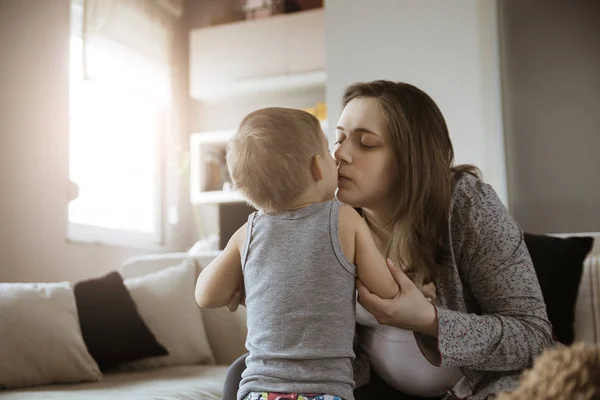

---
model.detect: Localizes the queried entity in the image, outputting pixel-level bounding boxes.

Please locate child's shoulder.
[228,221,248,253]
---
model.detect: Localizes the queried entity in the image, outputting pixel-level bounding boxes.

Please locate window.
[68,1,167,247]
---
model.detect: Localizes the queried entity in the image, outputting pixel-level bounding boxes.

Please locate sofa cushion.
[121,252,249,365]
[117,259,215,371]
[0,365,227,400]
[524,233,594,344]
[74,271,169,371]
[0,282,102,389]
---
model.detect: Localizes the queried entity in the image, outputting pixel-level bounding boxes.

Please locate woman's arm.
[414,177,553,371]
[195,224,245,308]
[357,176,553,372]
[357,259,439,335]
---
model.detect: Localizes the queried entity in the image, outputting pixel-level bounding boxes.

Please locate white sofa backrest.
[121,234,600,365]
[573,233,600,345]
[121,252,248,365]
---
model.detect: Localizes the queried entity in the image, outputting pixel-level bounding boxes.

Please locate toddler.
[195,107,401,400]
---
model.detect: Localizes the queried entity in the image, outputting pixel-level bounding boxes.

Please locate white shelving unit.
[188,9,327,205]
[189,131,235,205]
[192,71,326,102]
[191,190,244,205]
[190,121,328,204]
[190,9,325,103]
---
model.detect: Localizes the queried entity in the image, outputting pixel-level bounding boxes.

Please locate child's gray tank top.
[238,199,357,400]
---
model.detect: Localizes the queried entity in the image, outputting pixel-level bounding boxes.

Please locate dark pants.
[222,353,443,400]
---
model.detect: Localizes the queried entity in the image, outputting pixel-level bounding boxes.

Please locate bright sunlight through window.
[68,8,165,247]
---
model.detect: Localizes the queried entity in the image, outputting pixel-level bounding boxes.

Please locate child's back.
[240,200,356,400]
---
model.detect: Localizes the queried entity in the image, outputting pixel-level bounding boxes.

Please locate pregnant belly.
[357,304,463,397]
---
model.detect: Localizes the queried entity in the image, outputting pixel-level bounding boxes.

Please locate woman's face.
[333,97,397,209]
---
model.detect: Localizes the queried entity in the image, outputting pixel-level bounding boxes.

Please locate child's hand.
[226,285,245,312]
[417,281,437,303]
[403,268,436,303]
[401,268,435,303]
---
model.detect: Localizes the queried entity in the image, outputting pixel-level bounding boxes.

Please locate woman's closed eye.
[360,142,377,149]
[360,138,379,149]
[334,131,380,149]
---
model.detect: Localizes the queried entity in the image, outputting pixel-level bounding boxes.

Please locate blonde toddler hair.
[227,107,325,213]
[497,342,600,400]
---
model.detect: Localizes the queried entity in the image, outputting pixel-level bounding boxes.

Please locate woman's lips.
[338,173,352,185]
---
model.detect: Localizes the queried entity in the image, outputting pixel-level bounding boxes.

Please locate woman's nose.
[333,142,352,165]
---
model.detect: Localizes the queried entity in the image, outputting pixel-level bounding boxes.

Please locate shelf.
[191,130,235,146]
[191,190,245,204]
[192,70,326,103]
[191,120,328,145]
[190,9,325,102]
[190,120,328,205]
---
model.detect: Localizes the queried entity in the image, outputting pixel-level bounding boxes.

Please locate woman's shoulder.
[452,171,485,201]
[449,171,521,262]
[449,171,511,245]
[451,171,501,216]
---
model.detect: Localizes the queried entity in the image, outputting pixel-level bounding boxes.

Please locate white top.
[356,303,463,397]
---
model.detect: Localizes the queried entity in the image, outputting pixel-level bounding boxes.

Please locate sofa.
[0,252,247,400]
[0,234,598,399]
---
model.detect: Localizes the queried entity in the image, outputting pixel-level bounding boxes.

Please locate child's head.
[497,342,600,400]
[227,107,337,213]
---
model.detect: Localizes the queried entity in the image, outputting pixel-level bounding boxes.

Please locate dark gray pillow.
[74,271,168,371]
[524,233,594,345]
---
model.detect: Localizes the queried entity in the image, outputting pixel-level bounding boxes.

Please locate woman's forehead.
[338,97,386,135]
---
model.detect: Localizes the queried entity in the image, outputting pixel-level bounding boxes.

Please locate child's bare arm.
[195,224,245,308]
[339,205,399,299]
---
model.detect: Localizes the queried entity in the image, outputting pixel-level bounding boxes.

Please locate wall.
[325,0,507,204]
[499,0,600,234]
[0,0,171,282]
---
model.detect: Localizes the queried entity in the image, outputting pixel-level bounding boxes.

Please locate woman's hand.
[357,259,439,337]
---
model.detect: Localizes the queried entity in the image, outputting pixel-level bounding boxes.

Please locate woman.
[223,81,553,400]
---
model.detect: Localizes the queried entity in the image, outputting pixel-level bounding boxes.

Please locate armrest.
[574,251,600,345]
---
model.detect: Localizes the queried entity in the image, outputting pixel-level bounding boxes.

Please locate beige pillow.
[0,282,102,389]
[118,259,215,370]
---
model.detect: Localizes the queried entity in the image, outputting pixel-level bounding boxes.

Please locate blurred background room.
[0,0,598,283]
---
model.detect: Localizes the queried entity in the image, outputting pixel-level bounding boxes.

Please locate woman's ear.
[311,154,324,181]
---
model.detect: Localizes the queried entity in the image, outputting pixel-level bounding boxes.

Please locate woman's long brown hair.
[343,81,480,284]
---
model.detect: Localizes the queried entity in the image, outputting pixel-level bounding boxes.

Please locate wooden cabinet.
[189,9,325,101]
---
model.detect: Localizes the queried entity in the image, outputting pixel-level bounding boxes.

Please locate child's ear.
[311,154,324,181]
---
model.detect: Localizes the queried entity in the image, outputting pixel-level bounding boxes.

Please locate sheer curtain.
[82,0,180,93]
[68,0,188,248]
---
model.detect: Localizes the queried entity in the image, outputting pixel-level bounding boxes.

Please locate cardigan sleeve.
[415,175,553,371]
